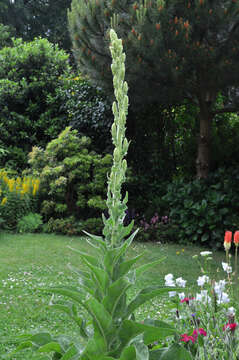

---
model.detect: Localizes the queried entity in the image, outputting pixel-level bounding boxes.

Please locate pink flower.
[180,328,207,344]
[180,334,196,343]
[223,323,237,332]
[198,328,207,336]
[180,297,195,304]
[192,328,207,340]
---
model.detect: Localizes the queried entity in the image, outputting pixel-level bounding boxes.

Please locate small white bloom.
[222,262,232,274]
[178,292,185,300]
[197,275,209,287]
[214,280,226,295]
[165,273,175,287]
[227,307,236,316]
[165,274,174,282]
[196,290,211,303]
[168,291,177,297]
[217,292,230,304]
[176,277,187,288]
[200,251,212,257]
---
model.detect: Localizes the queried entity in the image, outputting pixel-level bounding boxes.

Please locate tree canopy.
[68,0,239,178]
[0,0,72,51]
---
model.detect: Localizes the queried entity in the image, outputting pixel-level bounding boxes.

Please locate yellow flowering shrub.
[0,169,40,229]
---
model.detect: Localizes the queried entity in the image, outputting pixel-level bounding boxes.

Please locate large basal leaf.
[60,344,80,360]
[119,320,175,351]
[37,341,62,354]
[119,345,137,360]
[80,332,107,359]
[158,344,193,360]
[125,286,181,317]
[133,337,149,360]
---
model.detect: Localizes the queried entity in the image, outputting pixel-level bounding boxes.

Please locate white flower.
[222,262,232,274]
[197,275,209,287]
[165,274,173,281]
[200,251,212,257]
[217,292,230,304]
[165,274,175,287]
[196,290,211,303]
[227,307,236,316]
[168,291,177,297]
[214,280,226,295]
[176,277,187,288]
[178,292,185,300]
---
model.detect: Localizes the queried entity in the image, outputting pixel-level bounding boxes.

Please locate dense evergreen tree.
[0,0,72,51]
[69,0,239,178]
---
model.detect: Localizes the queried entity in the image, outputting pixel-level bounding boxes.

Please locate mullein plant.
[6,29,187,360]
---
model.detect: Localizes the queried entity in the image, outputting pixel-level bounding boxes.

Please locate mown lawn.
[0,233,226,359]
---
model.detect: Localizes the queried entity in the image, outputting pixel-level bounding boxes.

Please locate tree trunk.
[196,102,212,179]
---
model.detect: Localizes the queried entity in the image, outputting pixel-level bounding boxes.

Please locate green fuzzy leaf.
[37,341,62,353]
[119,320,175,350]
[103,277,131,316]
[61,344,79,360]
[85,297,113,342]
[30,332,53,346]
[149,348,169,360]
[80,332,107,359]
[82,230,107,249]
[85,263,110,297]
[104,229,139,275]
[43,287,88,312]
[68,247,99,267]
[118,253,145,278]
[133,337,149,360]
[135,258,166,279]
[67,266,95,296]
[50,304,88,338]
[126,287,179,317]
[159,344,192,360]
[119,345,137,360]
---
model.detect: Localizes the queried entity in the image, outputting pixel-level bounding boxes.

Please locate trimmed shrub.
[17,212,43,233]
[27,127,112,234]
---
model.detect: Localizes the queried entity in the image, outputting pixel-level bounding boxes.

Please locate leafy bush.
[27,127,112,233]
[0,169,40,230]
[17,212,43,233]
[57,75,113,154]
[0,37,71,169]
[163,167,239,247]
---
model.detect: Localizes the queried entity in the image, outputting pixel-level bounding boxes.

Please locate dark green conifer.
[69,0,239,178]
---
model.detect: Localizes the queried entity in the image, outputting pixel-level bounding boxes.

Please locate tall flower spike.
[102,29,131,247]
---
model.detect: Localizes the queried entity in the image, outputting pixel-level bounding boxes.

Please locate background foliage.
[27,127,112,235]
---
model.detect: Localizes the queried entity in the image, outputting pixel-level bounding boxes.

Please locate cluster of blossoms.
[164,247,239,351]
[180,328,207,344]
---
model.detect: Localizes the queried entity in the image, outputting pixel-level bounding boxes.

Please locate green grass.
[0,233,226,359]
